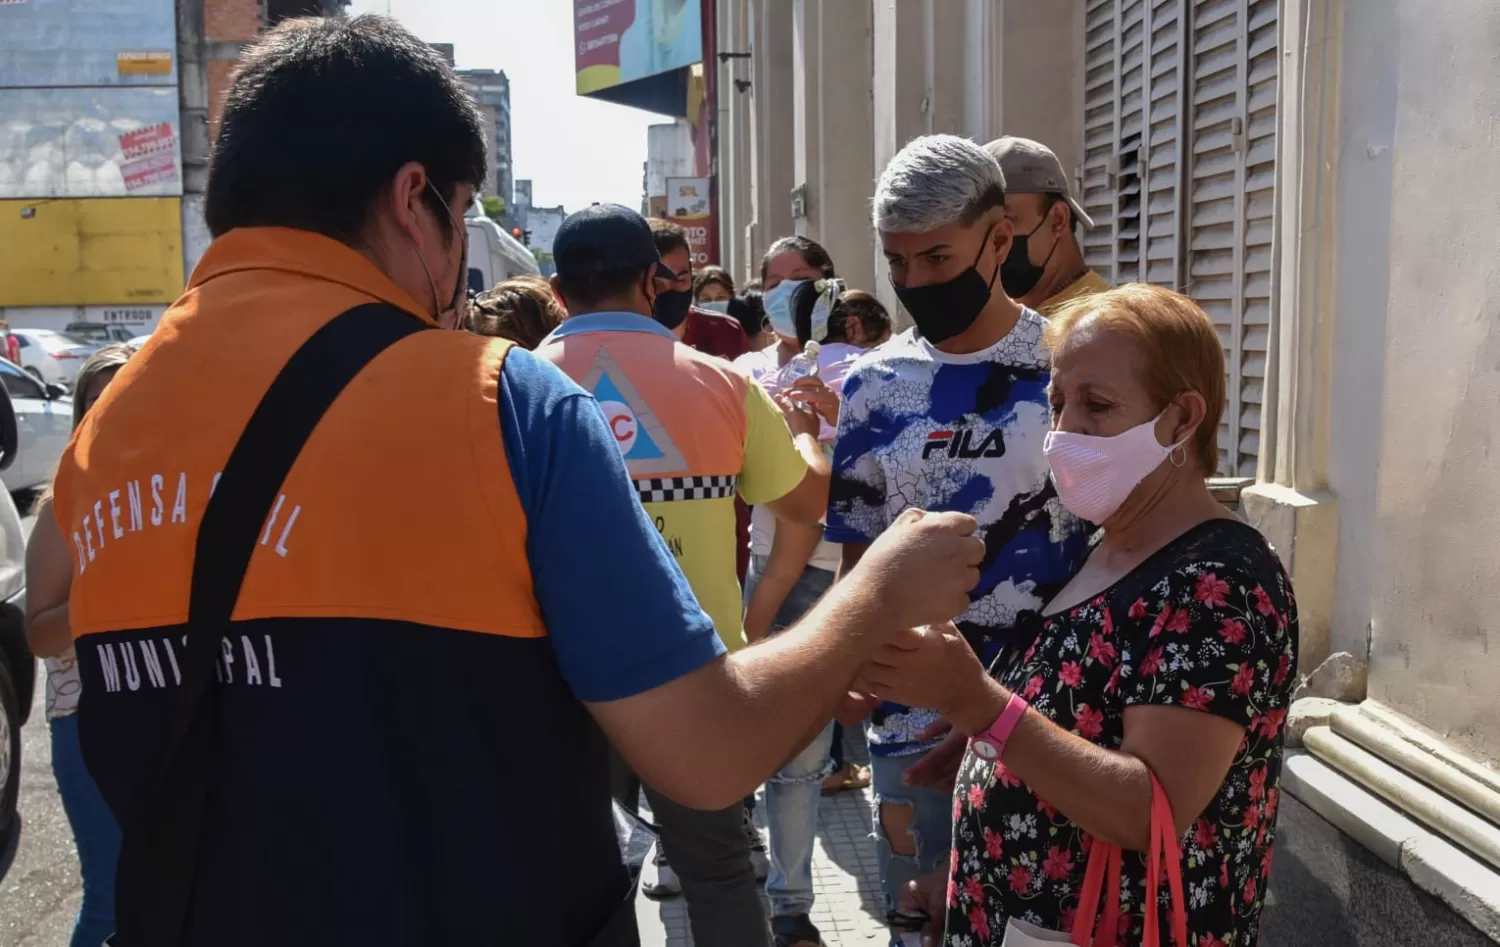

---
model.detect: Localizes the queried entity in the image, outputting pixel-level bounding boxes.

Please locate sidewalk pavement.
[635,733,1498,947]
[637,733,891,947]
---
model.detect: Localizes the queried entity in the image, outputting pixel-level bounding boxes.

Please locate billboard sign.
[665,176,714,268]
[0,86,183,199]
[0,0,178,89]
[574,0,702,96]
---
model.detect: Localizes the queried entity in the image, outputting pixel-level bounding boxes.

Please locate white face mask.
[763,279,809,340]
[697,299,730,314]
[1042,411,1189,524]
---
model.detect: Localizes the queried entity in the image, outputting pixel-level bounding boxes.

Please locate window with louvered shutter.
[1186,0,1278,477]
[1081,0,1118,283]
[1079,0,1277,477]
[1114,1,1146,284]
[1081,0,1186,290]
[1144,0,1186,287]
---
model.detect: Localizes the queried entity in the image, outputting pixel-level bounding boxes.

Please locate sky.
[346,0,662,213]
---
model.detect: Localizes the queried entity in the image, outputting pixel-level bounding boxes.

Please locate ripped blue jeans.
[870,748,953,922]
[744,555,838,916]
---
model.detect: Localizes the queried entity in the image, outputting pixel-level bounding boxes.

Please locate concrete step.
[1284,747,1500,941]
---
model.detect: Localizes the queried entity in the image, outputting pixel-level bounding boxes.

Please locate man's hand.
[901,719,967,791]
[775,393,821,440]
[848,510,983,631]
[899,870,949,946]
[857,623,1008,735]
[787,376,840,426]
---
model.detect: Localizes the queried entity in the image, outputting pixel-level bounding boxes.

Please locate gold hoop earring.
[1169,447,1188,468]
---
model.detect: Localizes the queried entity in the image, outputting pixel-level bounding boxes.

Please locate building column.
[996,0,1081,173]
[718,0,753,282]
[1241,0,1342,675]
[869,0,929,319]
[788,0,876,291]
[749,0,796,274]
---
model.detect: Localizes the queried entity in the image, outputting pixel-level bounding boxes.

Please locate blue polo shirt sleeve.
[496,346,726,702]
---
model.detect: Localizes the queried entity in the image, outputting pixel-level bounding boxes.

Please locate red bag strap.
[1144,772,1190,947]
[1099,847,1123,947]
[1071,836,1124,947]
[1072,773,1190,947]
[1071,835,1109,947]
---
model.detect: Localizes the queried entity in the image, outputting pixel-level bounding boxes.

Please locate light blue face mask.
[764,279,810,340]
[697,299,730,314]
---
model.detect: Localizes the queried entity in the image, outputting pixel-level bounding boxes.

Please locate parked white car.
[0,359,73,493]
[0,384,36,849]
[9,329,97,389]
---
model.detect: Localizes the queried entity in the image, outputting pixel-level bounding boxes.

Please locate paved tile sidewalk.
[638,734,892,946]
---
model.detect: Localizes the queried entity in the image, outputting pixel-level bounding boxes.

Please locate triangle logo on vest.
[579,346,686,475]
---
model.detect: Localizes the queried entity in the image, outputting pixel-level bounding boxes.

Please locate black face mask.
[1000,215,1058,299]
[892,226,999,344]
[653,288,693,331]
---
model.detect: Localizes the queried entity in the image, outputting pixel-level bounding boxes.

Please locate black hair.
[555,265,651,311]
[648,218,692,266]
[959,184,1008,228]
[759,235,836,284]
[726,289,766,338]
[791,280,852,346]
[205,15,487,244]
[833,290,892,345]
[693,265,735,299]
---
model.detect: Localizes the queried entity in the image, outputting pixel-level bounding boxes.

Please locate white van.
[465,213,540,296]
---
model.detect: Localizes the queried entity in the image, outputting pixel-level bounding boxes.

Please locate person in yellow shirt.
[986,136,1112,315]
[537,203,830,946]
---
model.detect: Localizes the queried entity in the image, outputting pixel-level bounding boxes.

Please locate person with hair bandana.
[736,276,869,947]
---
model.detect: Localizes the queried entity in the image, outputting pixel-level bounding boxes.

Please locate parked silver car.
[0,360,72,493]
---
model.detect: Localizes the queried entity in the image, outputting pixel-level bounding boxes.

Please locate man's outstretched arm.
[499,349,981,809]
[591,508,980,809]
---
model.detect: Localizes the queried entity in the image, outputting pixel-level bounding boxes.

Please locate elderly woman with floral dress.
[860,284,1298,946]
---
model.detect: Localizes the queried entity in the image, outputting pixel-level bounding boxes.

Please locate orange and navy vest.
[52,228,632,945]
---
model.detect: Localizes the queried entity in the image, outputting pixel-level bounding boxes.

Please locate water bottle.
[782,340,821,383]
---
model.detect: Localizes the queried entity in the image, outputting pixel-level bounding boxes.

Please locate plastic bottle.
[782,340,822,383]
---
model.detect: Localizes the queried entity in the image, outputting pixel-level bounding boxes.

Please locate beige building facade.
[716,2,1500,894]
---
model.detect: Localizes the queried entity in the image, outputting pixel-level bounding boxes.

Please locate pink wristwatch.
[969,693,1029,762]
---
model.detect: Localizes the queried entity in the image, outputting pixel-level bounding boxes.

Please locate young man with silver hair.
[826,135,1091,938]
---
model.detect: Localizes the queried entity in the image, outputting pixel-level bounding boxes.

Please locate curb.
[1283,750,1500,940]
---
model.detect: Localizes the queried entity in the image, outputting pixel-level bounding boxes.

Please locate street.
[0,507,85,947]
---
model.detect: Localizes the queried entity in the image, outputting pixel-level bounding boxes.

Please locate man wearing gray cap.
[985,135,1110,315]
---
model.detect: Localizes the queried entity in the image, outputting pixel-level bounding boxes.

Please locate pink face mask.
[1043,412,1189,524]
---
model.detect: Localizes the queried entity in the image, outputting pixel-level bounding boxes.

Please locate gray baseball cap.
[985,136,1095,231]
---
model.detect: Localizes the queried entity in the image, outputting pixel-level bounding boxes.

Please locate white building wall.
[791,0,876,293]
[750,0,796,275]
[718,0,754,282]
[1325,0,1500,764]
[716,0,1500,767]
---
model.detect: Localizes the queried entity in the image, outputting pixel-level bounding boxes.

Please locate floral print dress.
[946,519,1298,946]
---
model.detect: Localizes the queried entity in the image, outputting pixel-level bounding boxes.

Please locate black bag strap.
[114,303,431,947]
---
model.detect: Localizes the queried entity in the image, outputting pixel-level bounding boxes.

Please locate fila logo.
[922,428,1007,460]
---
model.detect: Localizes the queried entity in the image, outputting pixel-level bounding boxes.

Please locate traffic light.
[511,227,532,247]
